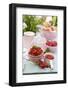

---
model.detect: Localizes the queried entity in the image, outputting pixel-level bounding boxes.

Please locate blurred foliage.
[22,15,57,34]
[23,15,45,33]
[52,16,57,26]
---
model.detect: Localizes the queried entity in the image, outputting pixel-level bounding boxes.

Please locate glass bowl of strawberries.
[28,46,44,64]
[46,40,57,53]
[44,52,54,69]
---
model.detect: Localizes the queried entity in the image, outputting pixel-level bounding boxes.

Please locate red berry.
[45,54,54,59]
[46,41,57,47]
[29,46,43,56]
[38,60,49,69]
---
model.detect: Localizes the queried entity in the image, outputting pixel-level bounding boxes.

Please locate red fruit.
[29,46,43,56]
[53,41,57,46]
[49,42,53,46]
[45,54,54,59]
[39,60,49,69]
[46,41,57,47]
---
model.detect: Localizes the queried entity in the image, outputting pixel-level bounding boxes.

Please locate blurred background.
[22,15,57,35]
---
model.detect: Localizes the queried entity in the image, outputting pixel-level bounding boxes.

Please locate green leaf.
[44,48,51,53]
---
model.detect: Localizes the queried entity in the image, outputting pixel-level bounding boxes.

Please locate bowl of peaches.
[40,22,57,40]
[41,27,57,40]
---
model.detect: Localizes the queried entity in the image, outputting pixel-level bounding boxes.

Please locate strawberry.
[29,46,43,56]
[46,41,57,47]
[53,41,57,46]
[45,54,54,59]
[38,60,49,69]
